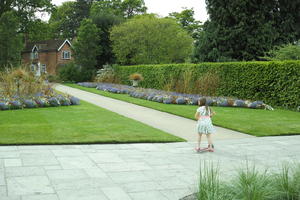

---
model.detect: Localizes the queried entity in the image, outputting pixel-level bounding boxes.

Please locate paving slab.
[0,136,299,200]
[54,84,253,142]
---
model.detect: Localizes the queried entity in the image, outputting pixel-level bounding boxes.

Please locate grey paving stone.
[101,187,132,200]
[57,189,108,200]
[84,168,108,178]
[21,156,58,166]
[108,171,152,184]
[19,150,53,157]
[7,176,54,196]
[46,169,89,180]
[52,149,84,157]
[122,181,160,193]
[5,167,45,178]
[0,147,18,151]
[99,162,152,172]
[0,185,7,196]
[21,194,59,200]
[0,170,6,186]
[160,188,192,200]
[0,152,20,159]
[43,166,62,170]
[4,159,22,167]
[52,178,116,191]
[0,196,21,200]
[88,153,124,164]
[129,190,168,200]
[57,157,97,169]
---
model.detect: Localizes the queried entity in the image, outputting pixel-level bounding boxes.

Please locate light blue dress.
[196,106,215,134]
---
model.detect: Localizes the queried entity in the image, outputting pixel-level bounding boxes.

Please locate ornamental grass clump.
[226,165,275,200]
[0,66,80,111]
[197,162,226,200]
[273,163,300,199]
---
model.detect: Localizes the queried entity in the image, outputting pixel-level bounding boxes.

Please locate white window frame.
[31,64,35,72]
[62,51,71,59]
[41,64,47,74]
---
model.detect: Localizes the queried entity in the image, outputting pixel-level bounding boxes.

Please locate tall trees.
[0,12,23,68]
[90,0,147,18]
[0,0,53,33]
[91,13,123,67]
[73,19,101,72]
[194,0,300,62]
[110,15,193,65]
[49,0,91,39]
[169,8,202,40]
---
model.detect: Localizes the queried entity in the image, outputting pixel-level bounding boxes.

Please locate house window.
[62,51,71,59]
[31,51,38,59]
[31,64,35,72]
[41,64,47,73]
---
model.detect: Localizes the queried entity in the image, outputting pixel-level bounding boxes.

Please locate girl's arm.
[210,108,216,117]
[195,112,200,120]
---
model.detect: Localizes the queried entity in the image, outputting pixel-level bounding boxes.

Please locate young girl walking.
[194,98,215,152]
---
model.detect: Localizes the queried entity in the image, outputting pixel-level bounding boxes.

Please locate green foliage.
[0,11,23,68]
[73,19,101,75]
[227,165,275,200]
[267,43,300,61]
[197,162,225,200]
[49,0,91,39]
[110,15,193,65]
[168,8,202,40]
[115,61,300,109]
[273,164,300,199]
[0,0,53,33]
[58,62,92,82]
[194,0,300,62]
[90,0,147,18]
[26,19,54,42]
[196,163,300,200]
[91,12,124,67]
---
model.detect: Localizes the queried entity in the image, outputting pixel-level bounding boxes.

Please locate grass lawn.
[0,101,184,145]
[65,83,300,137]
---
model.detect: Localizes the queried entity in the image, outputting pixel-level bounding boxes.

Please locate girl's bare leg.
[206,134,213,146]
[197,133,202,149]
[206,134,214,151]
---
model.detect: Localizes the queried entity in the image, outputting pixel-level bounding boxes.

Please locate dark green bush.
[58,62,94,82]
[115,61,300,109]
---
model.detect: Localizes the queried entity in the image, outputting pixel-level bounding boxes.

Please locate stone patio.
[1,135,299,200]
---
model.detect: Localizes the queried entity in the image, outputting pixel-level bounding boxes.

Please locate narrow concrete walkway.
[54,84,253,142]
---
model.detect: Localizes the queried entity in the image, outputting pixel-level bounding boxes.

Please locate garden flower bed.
[0,67,80,111]
[0,92,80,111]
[78,82,273,110]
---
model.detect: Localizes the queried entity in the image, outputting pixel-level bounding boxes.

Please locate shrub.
[58,62,93,82]
[0,66,46,98]
[23,99,38,108]
[70,96,80,105]
[0,102,9,110]
[95,64,119,83]
[129,73,144,81]
[48,97,60,107]
[115,61,300,109]
[9,100,22,109]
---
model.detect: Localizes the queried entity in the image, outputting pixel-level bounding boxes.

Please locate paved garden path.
[0,136,299,200]
[54,84,253,142]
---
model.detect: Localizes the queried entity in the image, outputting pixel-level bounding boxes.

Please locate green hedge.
[115,61,300,109]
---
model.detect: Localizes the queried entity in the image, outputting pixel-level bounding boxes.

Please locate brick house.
[22,39,73,75]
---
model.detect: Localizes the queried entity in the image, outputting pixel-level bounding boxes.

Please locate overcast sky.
[50,0,209,22]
